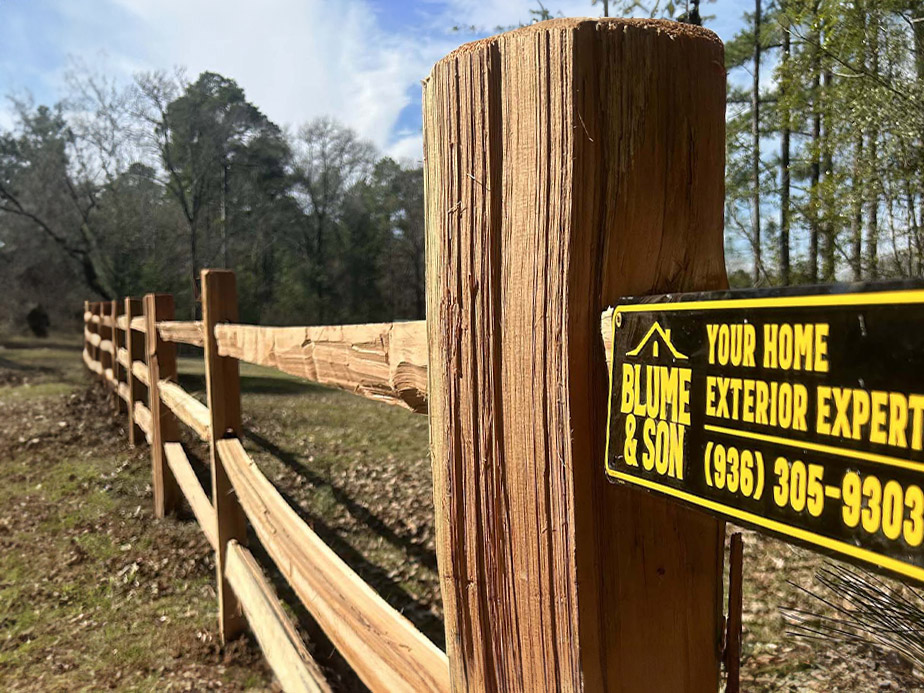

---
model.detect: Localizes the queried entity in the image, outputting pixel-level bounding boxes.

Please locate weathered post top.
[423,17,727,693]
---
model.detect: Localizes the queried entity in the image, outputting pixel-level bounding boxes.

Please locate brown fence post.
[83,300,90,357]
[92,302,104,384]
[125,298,146,446]
[423,19,727,693]
[112,299,125,414]
[145,293,181,517]
[202,269,247,643]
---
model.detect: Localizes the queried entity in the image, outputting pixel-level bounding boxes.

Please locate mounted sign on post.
[606,284,924,584]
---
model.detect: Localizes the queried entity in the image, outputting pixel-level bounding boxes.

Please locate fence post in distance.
[125,298,145,446]
[145,293,181,518]
[112,299,125,414]
[202,269,248,643]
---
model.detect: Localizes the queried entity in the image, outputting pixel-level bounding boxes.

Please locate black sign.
[605,283,924,584]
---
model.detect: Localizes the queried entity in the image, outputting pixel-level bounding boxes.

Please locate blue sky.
[0,0,751,163]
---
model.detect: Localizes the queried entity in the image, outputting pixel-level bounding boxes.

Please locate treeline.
[725,0,924,286]
[0,71,424,327]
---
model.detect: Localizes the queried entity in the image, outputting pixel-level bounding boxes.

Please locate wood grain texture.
[224,540,334,693]
[145,294,182,518]
[159,380,210,441]
[158,320,205,347]
[217,438,451,693]
[202,270,248,643]
[164,442,218,549]
[423,18,727,693]
[215,322,427,413]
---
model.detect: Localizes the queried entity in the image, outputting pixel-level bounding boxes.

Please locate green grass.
[0,335,271,691]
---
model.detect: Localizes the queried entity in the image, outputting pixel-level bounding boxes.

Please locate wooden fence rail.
[79,17,730,693]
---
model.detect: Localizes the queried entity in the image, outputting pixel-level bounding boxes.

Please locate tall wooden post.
[202,269,248,643]
[423,19,727,693]
[145,294,181,517]
[112,299,125,414]
[125,298,146,446]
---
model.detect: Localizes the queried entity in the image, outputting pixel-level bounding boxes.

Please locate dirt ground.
[1,333,923,691]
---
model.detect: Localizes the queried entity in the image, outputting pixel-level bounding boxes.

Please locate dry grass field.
[1,333,922,691]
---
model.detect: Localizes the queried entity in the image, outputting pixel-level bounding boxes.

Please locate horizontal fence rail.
[214,322,429,413]
[217,437,451,692]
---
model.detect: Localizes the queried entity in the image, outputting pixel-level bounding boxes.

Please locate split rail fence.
[82,271,450,693]
[81,17,735,693]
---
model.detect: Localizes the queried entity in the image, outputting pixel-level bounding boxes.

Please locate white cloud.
[100,0,447,152]
[433,0,606,31]
[386,132,424,165]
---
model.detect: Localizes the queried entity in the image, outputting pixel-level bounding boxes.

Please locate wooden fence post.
[145,294,181,517]
[202,269,248,643]
[112,299,125,414]
[125,298,145,446]
[423,19,727,693]
[83,300,90,356]
[92,303,105,384]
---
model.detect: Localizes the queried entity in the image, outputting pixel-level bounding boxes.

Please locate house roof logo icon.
[626,321,689,360]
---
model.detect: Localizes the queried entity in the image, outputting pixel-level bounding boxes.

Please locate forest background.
[1,0,922,328]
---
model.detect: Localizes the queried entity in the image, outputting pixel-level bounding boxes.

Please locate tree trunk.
[809,15,821,284]
[821,68,836,283]
[751,0,762,284]
[190,217,200,319]
[779,3,791,285]
[867,11,880,280]
[315,213,327,323]
[82,255,111,300]
[221,162,230,268]
[851,131,864,280]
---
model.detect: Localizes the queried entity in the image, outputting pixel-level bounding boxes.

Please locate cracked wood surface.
[214,322,428,413]
[423,17,727,693]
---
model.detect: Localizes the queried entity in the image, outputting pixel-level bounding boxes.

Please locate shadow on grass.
[176,372,327,397]
[176,426,445,651]
[244,428,439,571]
[268,480,446,649]
[0,356,57,372]
[0,339,81,352]
[243,428,444,644]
